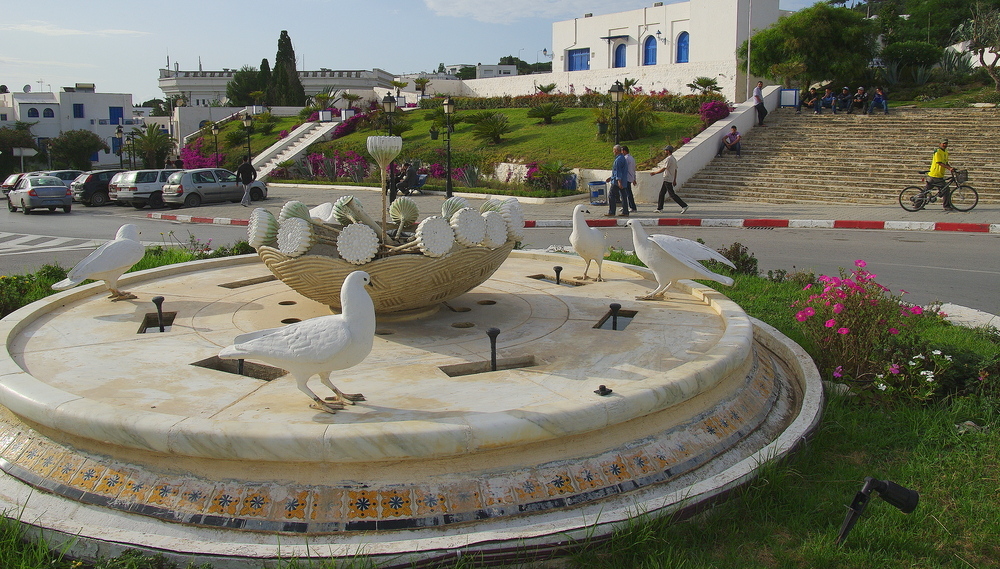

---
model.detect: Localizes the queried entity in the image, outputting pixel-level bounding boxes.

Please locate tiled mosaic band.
[0,341,790,534]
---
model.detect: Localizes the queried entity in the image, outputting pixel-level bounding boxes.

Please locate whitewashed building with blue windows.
[449,0,784,103]
[0,84,139,166]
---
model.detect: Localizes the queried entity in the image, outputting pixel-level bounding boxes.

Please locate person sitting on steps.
[836,87,852,113]
[820,87,838,114]
[718,126,741,157]
[848,86,868,114]
[868,87,889,115]
[796,87,820,114]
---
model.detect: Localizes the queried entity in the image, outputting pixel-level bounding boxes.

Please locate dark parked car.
[70,169,124,206]
[7,175,73,214]
[162,168,267,208]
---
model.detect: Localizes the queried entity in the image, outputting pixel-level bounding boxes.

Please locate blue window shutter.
[73,103,85,118]
[643,36,657,66]
[614,44,626,68]
[676,32,690,63]
[567,49,590,71]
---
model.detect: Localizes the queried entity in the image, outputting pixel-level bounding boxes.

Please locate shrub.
[714,242,758,276]
[790,260,943,399]
[699,100,732,126]
[471,113,514,144]
[526,102,565,124]
[881,41,943,68]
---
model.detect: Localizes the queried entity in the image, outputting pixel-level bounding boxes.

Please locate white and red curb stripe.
[148,213,248,226]
[149,212,999,233]
[526,218,1000,233]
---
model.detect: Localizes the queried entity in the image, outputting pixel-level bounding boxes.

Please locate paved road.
[2,185,997,314]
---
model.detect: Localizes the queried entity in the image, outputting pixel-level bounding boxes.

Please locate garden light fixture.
[115,124,124,169]
[242,114,253,161]
[211,123,220,167]
[836,477,919,545]
[609,81,625,144]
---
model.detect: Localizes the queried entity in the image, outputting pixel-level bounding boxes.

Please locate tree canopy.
[130,124,173,168]
[226,65,268,106]
[270,30,306,106]
[48,130,109,171]
[738,3,876,87]
[0,124,37,176]
[954,2,1000,90]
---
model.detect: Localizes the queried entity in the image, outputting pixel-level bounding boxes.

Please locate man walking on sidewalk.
[604,145,630,217]
[650,145,688,214]
[236,156,257,207]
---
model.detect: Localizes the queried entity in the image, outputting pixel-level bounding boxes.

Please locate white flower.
[920,370,935,382]
[932,350,942,355]
[944,355,953,361]
[913,353,926,360]
[876,373,885,379]
[909,360,919,366]
[876,382,888,391]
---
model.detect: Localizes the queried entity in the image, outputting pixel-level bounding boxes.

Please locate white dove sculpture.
[625,219,735,300]
[52,224,146,301]
[569,204,607,281]
[218,270,376,414]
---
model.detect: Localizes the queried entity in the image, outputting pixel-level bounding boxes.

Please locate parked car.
[162,168,267,208]
[116,169,181,209]
[7,175,73,214]
[70,169,123,206]
[41,170,85,187]
[1,173,27,195]
[107,172,128,205]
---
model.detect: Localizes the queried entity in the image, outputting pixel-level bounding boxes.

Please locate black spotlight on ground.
[836,477,919,545]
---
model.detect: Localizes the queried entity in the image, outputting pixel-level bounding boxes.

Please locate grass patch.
[312,107,703,170]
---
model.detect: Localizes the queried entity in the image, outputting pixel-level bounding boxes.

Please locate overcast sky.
[2,0,812,104]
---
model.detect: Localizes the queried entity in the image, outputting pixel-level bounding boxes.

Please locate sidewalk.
[145,183,999,234]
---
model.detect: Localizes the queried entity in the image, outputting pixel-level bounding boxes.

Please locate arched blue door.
[643,36,657,66]
[676,32,690,63]
[614,44,626,68]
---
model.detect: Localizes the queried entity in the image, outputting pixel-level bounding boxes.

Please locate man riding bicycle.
[927,139,956,211]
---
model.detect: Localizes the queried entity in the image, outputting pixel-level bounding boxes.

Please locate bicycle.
[898,169,978,212]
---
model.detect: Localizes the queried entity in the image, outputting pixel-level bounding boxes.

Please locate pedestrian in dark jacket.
[236,157,257,207]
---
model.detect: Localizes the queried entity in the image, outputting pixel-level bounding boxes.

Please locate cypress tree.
[258,59,272,105]
[270,30,306,106]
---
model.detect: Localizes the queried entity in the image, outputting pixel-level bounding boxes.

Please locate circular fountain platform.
[0,252,821,568]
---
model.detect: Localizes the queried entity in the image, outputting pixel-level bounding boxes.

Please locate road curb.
[148,212,999,233]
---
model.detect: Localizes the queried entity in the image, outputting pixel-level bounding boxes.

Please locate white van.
[116,169,181,209]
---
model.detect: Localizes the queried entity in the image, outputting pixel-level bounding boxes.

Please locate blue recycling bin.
[589,181,607,205]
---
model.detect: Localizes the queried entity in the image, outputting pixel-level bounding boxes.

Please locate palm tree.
[622,78,639,94]
[685,76,722,95]
[536,83,558,94]
[470,113,514,144]
[390,80,409,97]
[527,103,565,124]
[131,124,173,168]
[413,77,430,97]
[342,93,362,110]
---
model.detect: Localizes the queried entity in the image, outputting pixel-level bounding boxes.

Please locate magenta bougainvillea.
[179,137,222,169]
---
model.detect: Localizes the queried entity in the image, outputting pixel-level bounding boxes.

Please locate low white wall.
[460,63,735,100]
[574,85,780,204]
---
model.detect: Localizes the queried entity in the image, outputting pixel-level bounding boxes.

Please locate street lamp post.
[115,125,124,169]
[443,97,454,198]
[609,81,625,145]
[381,94,398,199]
[211,123,220,167]
[242,114,253,162]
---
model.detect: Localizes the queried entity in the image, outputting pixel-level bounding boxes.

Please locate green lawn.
[309,107,703,170]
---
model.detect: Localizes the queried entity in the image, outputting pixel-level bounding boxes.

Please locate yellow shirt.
[929,148,949,178]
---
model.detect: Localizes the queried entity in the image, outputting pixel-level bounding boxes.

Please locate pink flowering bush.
[179,138,222,169]
[699,100,733,126]
[791,260,936,394]
[278,130,289,139]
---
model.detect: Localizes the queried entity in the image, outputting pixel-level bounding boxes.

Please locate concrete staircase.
[682,107,999,205]
[254,121,339,180]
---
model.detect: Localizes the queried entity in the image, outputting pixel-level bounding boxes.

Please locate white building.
[450,0,783,102]
[158,65,397,106]
[476,64,518,79]
[0,84,138,167]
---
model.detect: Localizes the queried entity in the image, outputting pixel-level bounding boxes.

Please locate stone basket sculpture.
[258,240,514,315]
[251,193,522,316]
